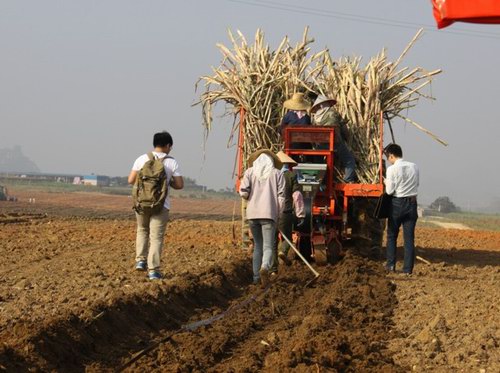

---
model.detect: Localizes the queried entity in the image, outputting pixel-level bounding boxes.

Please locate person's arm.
[129,156,143,185]
[384,166,396,195]
[168,158,184,190]
[128,170,137,185]
[277,170,286,214]
[170,176,184,190]
[239,169,252,200]
[292,191,305,218]
[290,172,300,193]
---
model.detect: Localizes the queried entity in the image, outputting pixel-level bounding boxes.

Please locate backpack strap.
[159,155,173,162]
[148,152,172,162]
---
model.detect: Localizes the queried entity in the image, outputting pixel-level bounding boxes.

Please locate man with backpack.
[128,131,184,280]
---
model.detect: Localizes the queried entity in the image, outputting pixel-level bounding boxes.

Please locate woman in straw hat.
[279,92,311,135]
[239,149,286,287]
[311,94,357,183]
[271,151,305,270]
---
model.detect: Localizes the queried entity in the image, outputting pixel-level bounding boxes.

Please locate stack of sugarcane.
[196,28,445,183]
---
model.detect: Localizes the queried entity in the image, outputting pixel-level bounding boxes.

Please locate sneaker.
[148,271,162,280]
[135,260,147,271]
[403,272,413,277]
[278,251,291,266]
[259,268,270,288]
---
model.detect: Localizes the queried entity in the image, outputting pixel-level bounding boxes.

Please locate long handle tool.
[280,231,320,286]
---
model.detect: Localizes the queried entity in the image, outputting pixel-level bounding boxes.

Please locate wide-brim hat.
[284,92,311,111]
[276,151,297,166]
[311,94,337,113]
[247,149,283,169]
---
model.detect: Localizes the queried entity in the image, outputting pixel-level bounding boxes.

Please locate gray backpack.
[132,152,170,214]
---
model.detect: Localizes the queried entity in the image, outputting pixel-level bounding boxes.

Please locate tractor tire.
[350,197,385,259]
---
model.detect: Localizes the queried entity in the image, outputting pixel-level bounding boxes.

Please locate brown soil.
[0,189,499,372]
[387,227,500,372]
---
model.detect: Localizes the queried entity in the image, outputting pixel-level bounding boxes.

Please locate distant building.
[82,175,110,186]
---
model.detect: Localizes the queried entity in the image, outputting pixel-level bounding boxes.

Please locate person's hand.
[296,218,305,228]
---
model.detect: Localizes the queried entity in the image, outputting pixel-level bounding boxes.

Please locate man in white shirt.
[128,131,184,280]
[384,143,419,275]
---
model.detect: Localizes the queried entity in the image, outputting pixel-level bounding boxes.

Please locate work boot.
[259,268,270,288]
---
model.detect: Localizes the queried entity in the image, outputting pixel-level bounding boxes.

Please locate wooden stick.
[416,255,432,265]
[280,231,320,278]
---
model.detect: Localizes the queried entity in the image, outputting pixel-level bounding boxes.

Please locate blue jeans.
[249,219,276,282]
[386,197,418,273]
[335,141,356,182]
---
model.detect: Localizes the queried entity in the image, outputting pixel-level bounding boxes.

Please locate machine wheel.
[350,198,385,258]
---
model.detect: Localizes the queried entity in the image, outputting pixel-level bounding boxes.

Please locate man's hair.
[153,131,173,148]
[384,143,403,158]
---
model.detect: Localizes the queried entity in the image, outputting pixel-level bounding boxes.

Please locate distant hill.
[0,146,40,173]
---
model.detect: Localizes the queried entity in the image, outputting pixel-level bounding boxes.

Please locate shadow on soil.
[0,347,31,373]
[0,261,252,372]
[415,246,500,268]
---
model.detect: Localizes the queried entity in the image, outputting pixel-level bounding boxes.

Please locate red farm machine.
[236,110,386,265]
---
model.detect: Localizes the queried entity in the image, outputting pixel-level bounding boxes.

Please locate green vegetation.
[429,196,459,213]
[419,211,500,232]
[445,211,500,232]
[0,178,237,200]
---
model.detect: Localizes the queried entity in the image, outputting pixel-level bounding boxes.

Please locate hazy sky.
[1,0,499,210]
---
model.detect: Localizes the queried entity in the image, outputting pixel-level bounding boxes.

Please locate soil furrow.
[124,252,402,373]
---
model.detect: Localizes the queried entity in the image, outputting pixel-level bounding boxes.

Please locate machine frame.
[236,109,386,264]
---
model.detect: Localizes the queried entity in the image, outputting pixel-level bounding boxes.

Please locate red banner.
[432,0,500,29]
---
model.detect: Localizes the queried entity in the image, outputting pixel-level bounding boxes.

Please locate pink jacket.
[239,167,286,222]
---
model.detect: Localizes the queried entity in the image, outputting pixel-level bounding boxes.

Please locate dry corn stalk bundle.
[196,28,325,169]
[314,29,443,182]
[196,28,444,183]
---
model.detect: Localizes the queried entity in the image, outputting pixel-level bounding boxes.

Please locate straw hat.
[247,149,283,169]
[283,93,311,111]
[276,151,297,166]
[311,94,337,113]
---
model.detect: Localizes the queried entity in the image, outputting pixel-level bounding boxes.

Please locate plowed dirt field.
[1,190,499,372]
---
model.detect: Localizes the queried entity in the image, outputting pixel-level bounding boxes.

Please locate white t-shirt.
[385,158,419,198]
[132,151,182,210]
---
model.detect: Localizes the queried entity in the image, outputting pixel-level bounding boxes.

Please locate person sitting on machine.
[310,95,357,183]
[280,92,311,139]
[280,92,313,157]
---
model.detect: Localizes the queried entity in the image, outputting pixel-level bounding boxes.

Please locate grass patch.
[1,179,237,200]
[421,211,500,232]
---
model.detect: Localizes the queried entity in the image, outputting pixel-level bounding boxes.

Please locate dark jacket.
[280,111,311,136]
